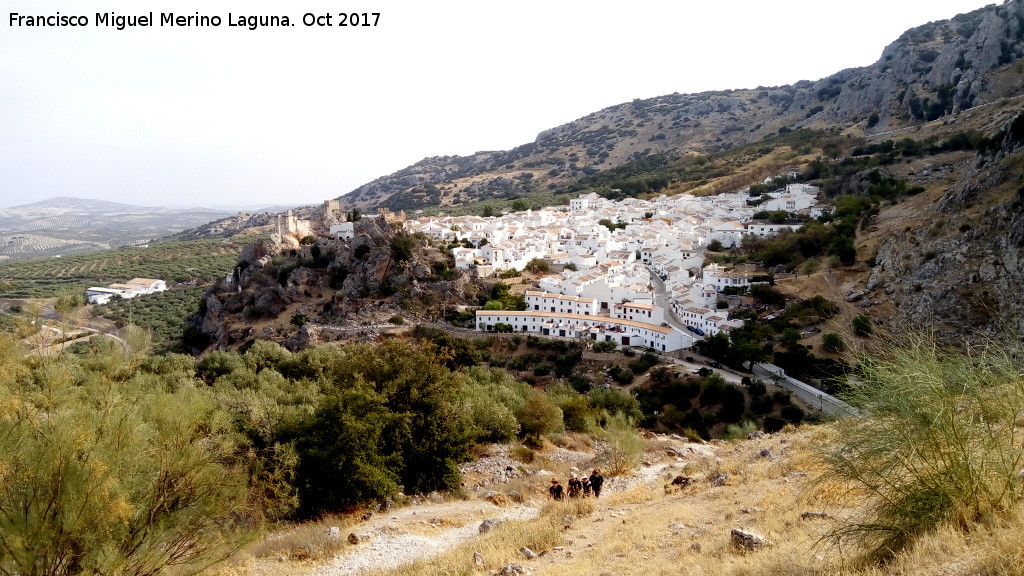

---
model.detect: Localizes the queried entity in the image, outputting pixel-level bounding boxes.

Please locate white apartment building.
[475,310,689,352]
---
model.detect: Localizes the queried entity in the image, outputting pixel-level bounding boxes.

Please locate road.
[649,272,690,334]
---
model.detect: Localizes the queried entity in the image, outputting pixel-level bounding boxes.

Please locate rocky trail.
[313,501,542,576]
[226,435,726,576]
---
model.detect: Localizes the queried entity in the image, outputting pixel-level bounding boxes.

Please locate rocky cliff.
[866,111,1024,339]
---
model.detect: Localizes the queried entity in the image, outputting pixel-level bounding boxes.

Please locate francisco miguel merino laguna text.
[10,12,304,30]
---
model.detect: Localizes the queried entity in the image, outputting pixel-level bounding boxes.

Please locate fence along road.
[753,363,858,418]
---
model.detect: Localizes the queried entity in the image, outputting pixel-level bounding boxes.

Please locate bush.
[780,404,805,424]
[820,334,1024,560]
[608,366,635,385]
[0,343,252,575]
[852,314,873,337]
[516,391,563,444]
[589,388,642,423]
[717,385,747,422]
[603,413,644,475]
[568,374,592,393]
[823,332,844,352]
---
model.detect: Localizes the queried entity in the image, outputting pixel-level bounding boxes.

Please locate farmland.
[0,238,245,298]
[94,286,207,353]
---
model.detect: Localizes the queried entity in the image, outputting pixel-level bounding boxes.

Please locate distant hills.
[0,197,237,260]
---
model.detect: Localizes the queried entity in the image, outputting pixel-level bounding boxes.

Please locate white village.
[401,181,822,353]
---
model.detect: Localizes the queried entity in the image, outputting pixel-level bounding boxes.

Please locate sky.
[0,0,1000,209]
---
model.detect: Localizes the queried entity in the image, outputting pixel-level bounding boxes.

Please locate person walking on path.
[548,479,564,500]
[567,475,582,498]
[590,469,605,498]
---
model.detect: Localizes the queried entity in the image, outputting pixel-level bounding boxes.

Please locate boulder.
[730,529,769,551]
[479,519,498,534]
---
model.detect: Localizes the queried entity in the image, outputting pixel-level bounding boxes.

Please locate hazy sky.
[1,0,998,209]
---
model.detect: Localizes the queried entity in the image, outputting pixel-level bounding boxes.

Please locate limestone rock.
[479,519,498,534]
[730,529,769,550]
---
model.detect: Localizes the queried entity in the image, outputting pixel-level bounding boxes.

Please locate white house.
[570,193,602,212]
[474,310,689,352]
[86,287,127,305]
[612,301,665,324]
[525,291,598,316]
[330,222,355,240]
[743,221,804,238]
[702,263,760,293]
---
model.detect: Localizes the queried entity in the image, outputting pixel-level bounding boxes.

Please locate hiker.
[567,475,582,498]
[548,479,564,500]
[580,476,592,497]
[590,469,605,498]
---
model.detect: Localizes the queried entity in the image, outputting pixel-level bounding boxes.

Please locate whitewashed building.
[475,310,689,352]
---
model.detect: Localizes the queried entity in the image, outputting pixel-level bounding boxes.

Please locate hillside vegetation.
[214,333,1024,576]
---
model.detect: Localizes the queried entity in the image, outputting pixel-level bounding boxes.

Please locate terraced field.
[0,238,246,298]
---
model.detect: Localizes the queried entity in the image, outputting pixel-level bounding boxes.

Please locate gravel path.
[312,505,541,576]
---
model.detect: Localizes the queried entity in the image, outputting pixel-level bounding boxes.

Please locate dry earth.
[218,435,723,576]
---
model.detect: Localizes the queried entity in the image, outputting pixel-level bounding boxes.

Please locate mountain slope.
[335,1,1024,213]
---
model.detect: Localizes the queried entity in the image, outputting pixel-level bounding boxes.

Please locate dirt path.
[227,436,717,576]
[312,502,542,576]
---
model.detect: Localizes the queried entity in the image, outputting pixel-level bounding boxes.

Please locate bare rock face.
[869,113,1024,340]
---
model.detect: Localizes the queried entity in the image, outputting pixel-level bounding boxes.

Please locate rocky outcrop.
[867,113,1024,339]
[188,215,479,352]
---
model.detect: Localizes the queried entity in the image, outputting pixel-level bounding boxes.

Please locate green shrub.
[589,388,642,423]
[516,391,564,444]
[717,385,747,422]
[608,366,635,384]
[820,334,1024,560]
[852,314,873,337]
[823,332,844,352]
[724,420,759,440]
[0,341,252,575]
[603,413,644,475]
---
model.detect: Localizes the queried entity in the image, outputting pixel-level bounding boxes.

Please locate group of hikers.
[548,469,604,500]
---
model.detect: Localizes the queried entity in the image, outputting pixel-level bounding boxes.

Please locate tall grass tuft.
[819,333,1024,561]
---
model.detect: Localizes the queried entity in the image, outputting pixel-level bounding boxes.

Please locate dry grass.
[246,513,353,561]
[374,498,594,576]
[218,422,1024,576]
